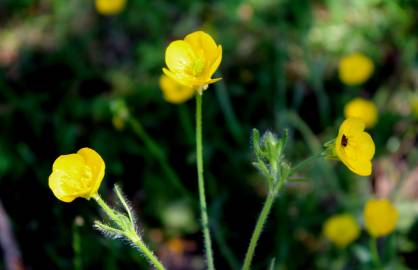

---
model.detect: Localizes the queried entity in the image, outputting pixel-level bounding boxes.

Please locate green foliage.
[0,0,417,269]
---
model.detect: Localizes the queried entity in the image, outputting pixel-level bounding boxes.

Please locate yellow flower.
[162,31,222,94]
[159,75,195,104]
[411,96,418,118]
[49,148,105,202]
[338,53,374,85]
[323,214,360,248]
[335,118,375,176]
[344,98,378,128]
[364,198,398,238]
[95,0,126,16]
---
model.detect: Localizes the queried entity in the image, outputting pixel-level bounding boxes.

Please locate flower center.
[341,134,348,147]
[191,57,206,76]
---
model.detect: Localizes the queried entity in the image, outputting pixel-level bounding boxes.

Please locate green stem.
[128,117,189,196]
[370,237,383,270]
[290,153,323,175]
[242,191,276,270]
[93,195,118,221]
[129,234,166,270]
[94,195,166,270]
[72,221,82,270]
[196,94,215,270]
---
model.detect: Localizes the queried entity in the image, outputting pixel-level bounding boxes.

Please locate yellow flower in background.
[95,0,126,16]
[411,96,418,118]
[49,148,105,202]
[159,75,195,104]
[323,214,360,248]
[344,98,378,128]
[364,198,398,238]
[335,118,375,176]
[338,53,374,85]
[163,31,222,94]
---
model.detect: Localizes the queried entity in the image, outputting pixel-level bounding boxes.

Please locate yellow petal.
[77,147,105,198]
[204,45,223,80]
[341,157,372,176]
[159,75,195,104]
[49,154,86,203]
[184,31,218,63]
[364,199,398,237]
[344,98,378,128]
[355,132,375,160]
[163,68,198,88]
[95,0,126,15]
[339,118,365,135]
[165,40,196,74]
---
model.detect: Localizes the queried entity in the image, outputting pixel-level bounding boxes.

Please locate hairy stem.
[196,94,215,270]
[242,192,276,270]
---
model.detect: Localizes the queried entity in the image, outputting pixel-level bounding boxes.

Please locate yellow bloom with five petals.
[344,97,378,128]
[335,118,375,176]
[95,0,126,16]
[338,53,374,86]
[163,31,222,93]
[49,148,105,202]
[364,198,398,238]
[159,75,195,104]
[323,214,360,248]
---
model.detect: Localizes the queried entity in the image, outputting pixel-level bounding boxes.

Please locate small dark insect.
[341,134,348,147]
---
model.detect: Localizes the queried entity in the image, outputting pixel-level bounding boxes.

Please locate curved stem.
[93,194,118,221]
[196,94,215,270]
[242,192,276,270]
[290,153,323,175]
[129,234,166,270]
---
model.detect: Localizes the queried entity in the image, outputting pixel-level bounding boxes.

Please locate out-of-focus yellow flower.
[323,214,360,248]
[411,96,418,118]
[364,198,398,238]
[159,75,195,104]
[163,31,222,94]
[95,0,126,16]
[335,118,375,176]
[338,53,374,85]
[49,148,105,202]
[344,98,378,128]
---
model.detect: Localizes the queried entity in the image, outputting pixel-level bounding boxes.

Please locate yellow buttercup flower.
[162,31,222,94]
[95,0,126,16]
[335,118,375,176]
[338,53,374,85]
[159,75,195,104]
[49,148,105,202]
[344,98,378,128]
[364,198,398,238]
[323,214,360,248]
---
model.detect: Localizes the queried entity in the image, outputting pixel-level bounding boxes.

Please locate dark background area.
[0,0,417,269]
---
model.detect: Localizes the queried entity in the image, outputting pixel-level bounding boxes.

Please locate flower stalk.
[93,186,166,270]
[242,129,290,270]
[196,93,215,270]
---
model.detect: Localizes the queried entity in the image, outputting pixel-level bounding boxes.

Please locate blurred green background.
[0,0,417,269]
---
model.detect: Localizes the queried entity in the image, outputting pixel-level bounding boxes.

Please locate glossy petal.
[163,31,222,90]
[335,118,375,176]
[165,41,196,74]
[77,148,105,198]
[48,148,105,203]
